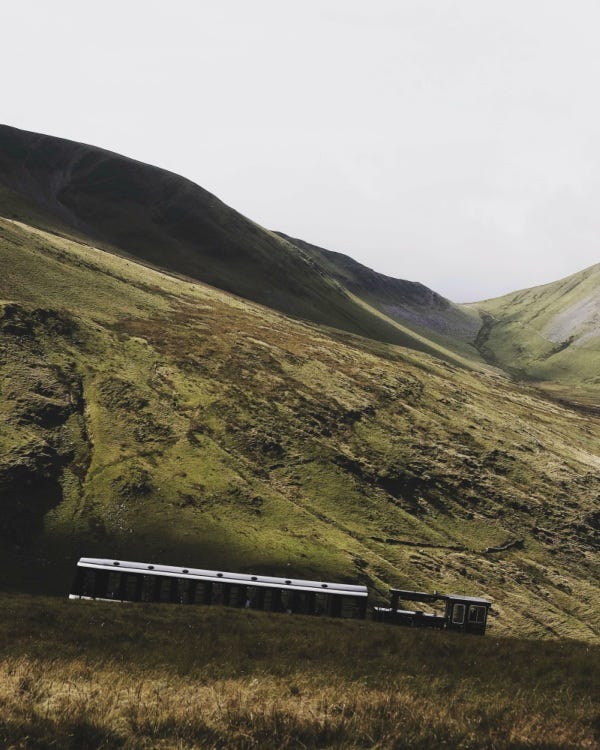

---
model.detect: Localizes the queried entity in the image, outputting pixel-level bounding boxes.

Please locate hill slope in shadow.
[0,124,477,365]
[278,232,484,363]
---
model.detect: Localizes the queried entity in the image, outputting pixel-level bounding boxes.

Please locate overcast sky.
[2,1,600,301]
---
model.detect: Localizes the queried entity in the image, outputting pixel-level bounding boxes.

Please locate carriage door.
[450,603,465,630]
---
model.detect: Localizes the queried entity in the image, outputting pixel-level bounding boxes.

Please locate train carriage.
[70,558,492,634]
[70,557,369,619]
[373,588,492,635]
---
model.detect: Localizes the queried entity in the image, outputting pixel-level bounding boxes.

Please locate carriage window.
[468,605,486,624]
[159,577,174,603]
[212,583,225,605]
[452,604,465,624]
[141,575,155,602]
[177,578,191,604]
[280,589,292,613]
[341,596,360,618]
[314,593,328,615]
[106,572,122,599]
[82,569,95,596]
[123,574,138,601]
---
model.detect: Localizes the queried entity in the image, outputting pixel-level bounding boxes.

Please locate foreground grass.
[0,595,598,749]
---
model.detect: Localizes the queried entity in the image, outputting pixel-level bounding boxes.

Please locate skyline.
[2,1,600,301]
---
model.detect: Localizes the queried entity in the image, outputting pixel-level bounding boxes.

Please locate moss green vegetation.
[0,594,598,749]
[0,208,599,643]
[470,265,600,404]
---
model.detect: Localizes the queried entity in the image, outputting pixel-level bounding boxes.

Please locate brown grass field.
[0,594,598,749]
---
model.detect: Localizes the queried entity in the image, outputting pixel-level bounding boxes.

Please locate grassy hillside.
[0,210,598,642]
[1,594,598,749]
[4,124,600,405]
[471,264,600,404]
[0,124,466,361]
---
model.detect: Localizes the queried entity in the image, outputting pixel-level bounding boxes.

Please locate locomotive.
[70,557,492,635]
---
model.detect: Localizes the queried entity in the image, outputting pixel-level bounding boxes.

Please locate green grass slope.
[1,594,598,749]
[0,214,598,642]
[470,264,600,404]
[0,124,464,361]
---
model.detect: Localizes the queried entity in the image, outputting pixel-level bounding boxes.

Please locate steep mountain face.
[0,124,469,362]
[0,211,598,641]
[279,233,484,362]
[471,265,600,404]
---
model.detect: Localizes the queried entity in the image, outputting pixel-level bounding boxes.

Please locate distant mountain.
[471,264,600,404]
[278,233,483,362]
[0,124,475,364]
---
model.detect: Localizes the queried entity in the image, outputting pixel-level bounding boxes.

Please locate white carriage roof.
[446,594,492,605]
[77,558,368,597]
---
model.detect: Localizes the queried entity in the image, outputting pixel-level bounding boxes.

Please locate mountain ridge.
[3,123,599,401]
[0,123,471,365]
[277,232,484,363]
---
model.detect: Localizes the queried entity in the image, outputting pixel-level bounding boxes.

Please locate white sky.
[2,0,600,301]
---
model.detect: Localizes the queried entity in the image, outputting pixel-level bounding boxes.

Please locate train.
[70,557,492,635]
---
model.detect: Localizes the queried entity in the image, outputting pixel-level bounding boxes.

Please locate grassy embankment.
[0,594,598,749]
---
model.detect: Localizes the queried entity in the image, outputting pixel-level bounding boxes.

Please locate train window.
[81,569,95,596]
[231,584,247,608]
[468,605,486,624]
[329,595,342,618]
[170,578,179,602]
[140,575,154,602]
[314,593,327,615]
[253,587,266,610]
[106,571,122,599]
[177,578,193,604]
[121,574,132,600]
[212,583,225,605]
[280,589,292,613]
[290,590,306,614]
[159,577,173,603]
[94,570,109,598]
[81,568,94,596]
[452,604,465,624]
[269,589,284,612]
[341,596,362,619]
[199,581,213,605]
